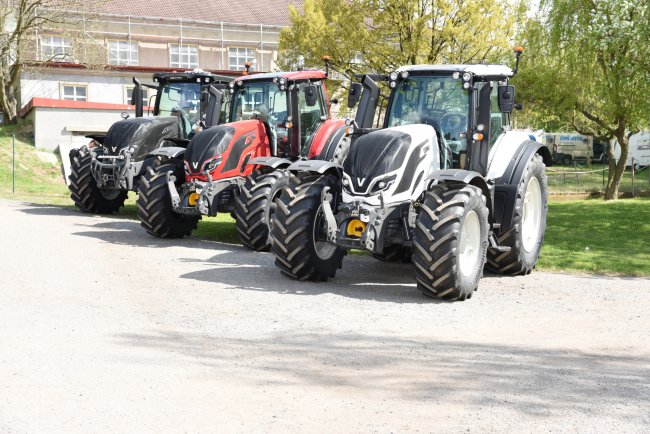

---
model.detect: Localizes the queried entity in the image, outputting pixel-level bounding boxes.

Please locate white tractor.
[270,48,552,301]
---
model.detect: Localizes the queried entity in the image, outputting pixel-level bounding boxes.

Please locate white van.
[545,133,593,165]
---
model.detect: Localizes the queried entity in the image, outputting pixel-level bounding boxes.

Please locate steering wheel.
[441,113,467,131]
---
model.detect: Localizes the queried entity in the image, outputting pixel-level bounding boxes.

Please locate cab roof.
[396,64,514,78]
[235,70,327,83]
[153,70,234,83]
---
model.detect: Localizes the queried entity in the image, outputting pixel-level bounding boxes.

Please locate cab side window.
[489,82,505,148]
[297,82,327,146]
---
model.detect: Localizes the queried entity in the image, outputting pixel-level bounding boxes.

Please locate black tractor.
[68,70,233,213]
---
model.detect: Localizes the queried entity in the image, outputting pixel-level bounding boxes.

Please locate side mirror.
[348,82,362,108]
[131,77,143,118]
[121,111,129,119]
[497,85,515,113]
[305,84,317,107]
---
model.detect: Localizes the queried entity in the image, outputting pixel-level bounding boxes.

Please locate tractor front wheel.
[413,184,489,301]
[271,173,345,281]
[486,154,548,275]
[68,146,127,214]
[137,161,199,238]
[234,169,288,251]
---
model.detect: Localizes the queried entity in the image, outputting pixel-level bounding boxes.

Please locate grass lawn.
[539,198,650,275]
[1,125,648,276]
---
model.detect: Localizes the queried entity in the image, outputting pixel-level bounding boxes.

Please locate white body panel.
[342,124,439,206]
[486,130,536,180]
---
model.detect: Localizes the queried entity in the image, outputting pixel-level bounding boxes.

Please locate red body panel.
[307,119,346,159]
[185,119,270,182]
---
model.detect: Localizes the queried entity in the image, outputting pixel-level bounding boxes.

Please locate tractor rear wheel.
[486,154,547,275]
[68,146,127,213]
[234,169,288,251]
[372,244,412,263]
[137,161,199,238]
[413,184,489,301]
[271,173,345,281]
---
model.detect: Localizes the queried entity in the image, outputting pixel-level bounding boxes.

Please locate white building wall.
[20,71,153,108]
[30,106,136,151]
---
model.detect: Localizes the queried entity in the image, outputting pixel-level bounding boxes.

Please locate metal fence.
[546,159,649,195]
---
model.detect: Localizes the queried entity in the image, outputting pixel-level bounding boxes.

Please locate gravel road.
[0,198,648,433]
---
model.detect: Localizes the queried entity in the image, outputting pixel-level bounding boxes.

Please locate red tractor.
[136,67,348,240]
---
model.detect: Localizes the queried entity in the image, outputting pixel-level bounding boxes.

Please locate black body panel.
[184,125,236,174]
[103,117,181,161]
[343,129,411,191]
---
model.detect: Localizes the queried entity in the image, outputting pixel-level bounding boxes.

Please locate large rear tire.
[413,184,489,301]
[137,161,199,238]
[234,169,288,252]
[487,154,548,275]
[68,147,127,214]
[271,173,345,281]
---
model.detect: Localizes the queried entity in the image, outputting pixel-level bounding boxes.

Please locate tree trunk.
[604,134,629,200]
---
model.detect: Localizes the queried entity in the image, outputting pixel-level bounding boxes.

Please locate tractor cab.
[133,70,232,139]
[225,70,332,159]
[351,63,521,178]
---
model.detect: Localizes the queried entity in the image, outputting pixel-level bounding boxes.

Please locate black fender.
[85,134,105,145]
[425,169,493,221]
[287,160,343,177]
[147,146,186,160]
[248,156,292,169]
[493,140,550,234]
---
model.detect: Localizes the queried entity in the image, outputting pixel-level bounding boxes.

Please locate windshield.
[387,76,469,152]
[158,82,202,125]
[230,81,289,148]
[230,82,288,122]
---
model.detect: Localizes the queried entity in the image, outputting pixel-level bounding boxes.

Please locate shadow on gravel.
[179,249,450,303]
[115,329,650,426]
[69,219,239,252]
[17,203,78,216]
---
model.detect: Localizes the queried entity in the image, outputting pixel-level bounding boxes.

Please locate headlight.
[203,156,222,172]
[400,71,409,79]
[370,175,396,193]
[452,71,460,79]
[462,72,471,82]
[228,81,235,88]
[463,82,471,89]
[389,71,398,81]
[389,81,397,89]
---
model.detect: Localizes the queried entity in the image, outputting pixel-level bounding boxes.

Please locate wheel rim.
[313,205,336,260]
[459,210,481,277]
[100,189,121,200]
[522,176,542,252]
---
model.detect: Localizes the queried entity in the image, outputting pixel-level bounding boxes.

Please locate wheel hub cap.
[522,177,542,252]
[459,210,481,277]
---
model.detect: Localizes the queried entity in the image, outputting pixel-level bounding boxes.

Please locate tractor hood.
[343,128,413,192]
[184,120,269,181]
[102,116,183,160]
[342,125,437,198]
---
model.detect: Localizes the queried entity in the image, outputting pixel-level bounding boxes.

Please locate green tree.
[279,0,521,80]
[0,0,95,124]
[517,0,650,200]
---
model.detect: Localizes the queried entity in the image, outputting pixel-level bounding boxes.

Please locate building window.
[124,86,153,107]
[109,40,138,66]
[62,84,87,102]
[41,36,72,61]
[228,47,255,71]
[170,44,198,68]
